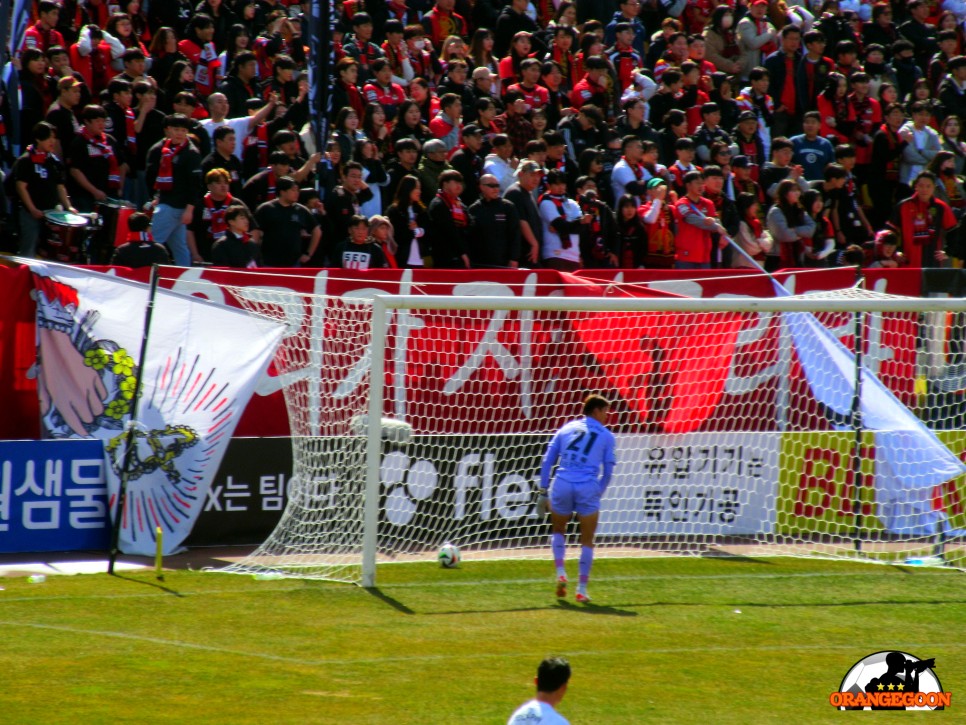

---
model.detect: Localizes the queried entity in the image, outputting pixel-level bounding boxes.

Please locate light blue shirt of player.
[540,416,617,492]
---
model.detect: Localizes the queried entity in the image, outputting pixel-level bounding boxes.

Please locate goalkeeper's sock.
[579,545,594,587]
[552,533,566,576]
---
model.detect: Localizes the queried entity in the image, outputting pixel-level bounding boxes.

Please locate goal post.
[218,285,966,585]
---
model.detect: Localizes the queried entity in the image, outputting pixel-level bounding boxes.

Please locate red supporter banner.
[0,265,926,440]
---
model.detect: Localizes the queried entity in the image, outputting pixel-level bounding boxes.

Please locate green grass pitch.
[0,556,963,723]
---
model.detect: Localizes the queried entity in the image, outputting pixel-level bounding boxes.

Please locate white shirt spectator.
[538,192,583,263]
[484,153,517,193]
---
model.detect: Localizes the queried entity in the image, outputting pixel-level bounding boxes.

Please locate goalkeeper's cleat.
[555,575,568,598]
[575,590,591,604]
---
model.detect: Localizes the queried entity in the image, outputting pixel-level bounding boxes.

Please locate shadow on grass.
[109,571,187,597]
[556,600,638,617]
[364,586,416,614]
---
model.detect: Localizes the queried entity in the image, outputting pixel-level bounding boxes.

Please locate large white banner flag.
[784,308,966,536]
[25,261,285,555]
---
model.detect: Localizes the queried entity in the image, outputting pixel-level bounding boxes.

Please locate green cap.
[646,177,667,189]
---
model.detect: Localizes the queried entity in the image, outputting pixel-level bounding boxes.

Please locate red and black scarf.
[204,192,235,236]
[538,193,573,248]
[155,138,187,191]
[81,126,120,190]
[122,104,136,157]
[245,123,271,170]
[28,144,49,164]
[438,191,467,226]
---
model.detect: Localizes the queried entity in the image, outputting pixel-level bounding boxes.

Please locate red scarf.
[622,156,644,181]
[203,192,234,236]
[155,138,187,191]
[81,126,120,190]
[28,144,49,164]
[266,169,278,200]
[438,191,467,226]
[122,105,136,157]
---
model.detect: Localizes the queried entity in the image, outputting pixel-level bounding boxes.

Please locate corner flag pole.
[108,264,161,575]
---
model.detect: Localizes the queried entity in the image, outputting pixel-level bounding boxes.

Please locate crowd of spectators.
[8,0,966,270]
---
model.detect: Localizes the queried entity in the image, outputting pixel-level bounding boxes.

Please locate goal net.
[216,283,966,584]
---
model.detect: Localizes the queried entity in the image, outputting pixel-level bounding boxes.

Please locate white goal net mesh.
[216,284,966,582]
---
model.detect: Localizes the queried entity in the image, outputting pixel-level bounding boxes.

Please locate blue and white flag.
[783,303,966,536]
[24,260,285,555]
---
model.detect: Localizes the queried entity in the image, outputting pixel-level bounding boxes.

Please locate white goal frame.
[360,293,966,587]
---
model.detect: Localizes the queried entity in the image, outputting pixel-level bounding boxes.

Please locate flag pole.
[108,264,161,575]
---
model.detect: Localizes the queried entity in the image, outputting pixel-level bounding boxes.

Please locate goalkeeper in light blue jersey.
[538,394,616,603]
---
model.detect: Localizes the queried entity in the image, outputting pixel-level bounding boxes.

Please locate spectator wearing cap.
[416,138,453,204]
[343,13,385,85]
[450,124,486,205]
[483,133,517,193]
[737,0,778,82]
[559,104,604,162]
[733,109,766,181]
[570,55,611,112]
[112,212,172,267]
[731,155,764,208]
[504,160,544,265]
[429,93,464,152]
[427,169,472,268]
[421,0,469,50]
[219,51,261,119]
[45,76,84,159]
[495,0,543,58]
[468,173,522,267]
[255,175,322,267]
[538,168,589,271]
[145,113,204,266]
[899,0,940,69]
[938,55,966,121]
[673,170,727,269]
[470,67,502,120]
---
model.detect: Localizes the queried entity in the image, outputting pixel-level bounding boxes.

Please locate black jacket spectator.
[467,195,521,267]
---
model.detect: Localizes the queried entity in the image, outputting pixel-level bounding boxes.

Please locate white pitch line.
[1,619,960,668]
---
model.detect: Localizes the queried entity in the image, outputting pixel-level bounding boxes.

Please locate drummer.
[11,121,76,257]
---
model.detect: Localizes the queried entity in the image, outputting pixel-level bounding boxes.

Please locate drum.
[40,211,91,264]
[94,197,137,262]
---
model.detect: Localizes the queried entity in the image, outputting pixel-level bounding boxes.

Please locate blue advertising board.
[0,439,109,553]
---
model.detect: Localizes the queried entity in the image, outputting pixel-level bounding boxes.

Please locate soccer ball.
[438,543,461,568]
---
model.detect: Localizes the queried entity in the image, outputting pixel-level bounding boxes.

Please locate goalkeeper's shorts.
[550,477,601,517]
